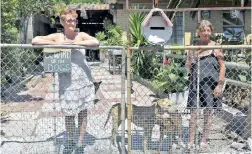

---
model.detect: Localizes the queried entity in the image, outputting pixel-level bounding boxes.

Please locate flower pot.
[169,91,188,107]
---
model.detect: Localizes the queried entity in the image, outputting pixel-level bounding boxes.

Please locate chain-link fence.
[126,45,251,154]
[0,45,127,154]
[0,44,251,154]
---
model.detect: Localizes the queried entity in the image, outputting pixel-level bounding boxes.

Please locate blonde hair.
[197,20,214,32]
[60,9,78,20]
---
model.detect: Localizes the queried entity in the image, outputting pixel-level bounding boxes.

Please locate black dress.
[187,50,222,109]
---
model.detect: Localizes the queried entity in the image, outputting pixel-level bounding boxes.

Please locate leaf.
[238,75,247,82]
[225,28,234,35]
[168,73,178,82]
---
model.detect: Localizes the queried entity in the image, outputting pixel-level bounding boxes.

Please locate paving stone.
[35,117,65,140]
[2,112,39,137]
[41,103,61,112]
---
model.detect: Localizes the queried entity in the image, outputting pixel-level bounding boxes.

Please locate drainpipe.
[197,9,201,24]
[241,0,244,8]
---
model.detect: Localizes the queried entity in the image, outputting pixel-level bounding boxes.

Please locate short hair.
[60,9,78,20]
[197,20,214,32]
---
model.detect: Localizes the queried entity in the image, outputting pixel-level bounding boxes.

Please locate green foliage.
[69,0,104,3]
[129,5,148,47]
[95,24,126,46]
[105,25,125,46]
[226,68,251,84]
[95,24,126,55]
[1,0,20,43]
[52,0,103,5]
[171,44,185,55]
[1,0,53,43]
[131,52,159,79]
[152,63,189,93]
[1,0,53,86]
[95,31,106,42]
[129,5,154,79]
[51,2,68,17]
[211,34,229,45]
[95,31,107,53]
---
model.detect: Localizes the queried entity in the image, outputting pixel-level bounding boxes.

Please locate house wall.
[244,10,251,35]
[115,0,251,44]
[116,4,128,30]
[116,1,169,31]
[183,11,224,32]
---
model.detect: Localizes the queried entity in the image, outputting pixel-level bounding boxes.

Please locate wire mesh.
[126,45,251,154]
[0,44,251,154]
[0,46,126,154]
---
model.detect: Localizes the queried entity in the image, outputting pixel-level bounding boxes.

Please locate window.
[223,10,245,42]
[167,12,184,45]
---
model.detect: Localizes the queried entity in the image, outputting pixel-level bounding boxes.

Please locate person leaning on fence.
[32,9,99,154]
[185,20,226,152]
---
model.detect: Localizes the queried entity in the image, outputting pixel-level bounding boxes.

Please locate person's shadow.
[46,130,97,154]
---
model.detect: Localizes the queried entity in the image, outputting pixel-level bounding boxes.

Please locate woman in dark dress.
[185,20,226,152]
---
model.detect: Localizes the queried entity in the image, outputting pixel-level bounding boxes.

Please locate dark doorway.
[77,10,113,61]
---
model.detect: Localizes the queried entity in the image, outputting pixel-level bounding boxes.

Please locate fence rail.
[129,45,252,50]
[0,44,124,50]
[1,44,251,50]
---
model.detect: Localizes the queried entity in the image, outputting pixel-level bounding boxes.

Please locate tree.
[1,0,20,43]
[70,0,104,3]
[1,0,53,43]
[1,0,54,89]
[52,0,104,5]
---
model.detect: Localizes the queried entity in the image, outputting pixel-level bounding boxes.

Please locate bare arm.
[32,33,61,45]
[142,8,173,27]
[141,9,155,27]
[215,49,226,86]
[160,10,173,27]
[74,32,99,46]
[185,49,192,74]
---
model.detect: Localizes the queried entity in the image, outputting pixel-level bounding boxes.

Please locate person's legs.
[65,116,75,143]
[201,109,212,146]
[64,116,76,154]
[188,109,197,146]
[200,81,213,150]
[77,109,88,147]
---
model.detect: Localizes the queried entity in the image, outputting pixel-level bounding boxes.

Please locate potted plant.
[152,63,189,103]
[95,24,127,63]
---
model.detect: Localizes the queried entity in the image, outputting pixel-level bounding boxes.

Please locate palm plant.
[129,5,148,47]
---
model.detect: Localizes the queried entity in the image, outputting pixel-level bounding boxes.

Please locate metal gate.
[0,44,251,154]
[0,44,126,154]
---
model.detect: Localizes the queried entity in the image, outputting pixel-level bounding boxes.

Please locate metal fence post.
[52,72,57,154]
[195,52,200,154]
[127,48,132,154]
[121,48,126,154]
